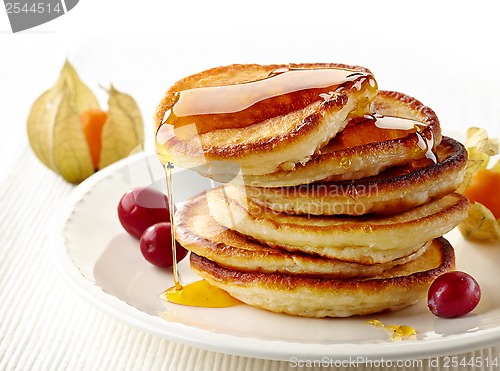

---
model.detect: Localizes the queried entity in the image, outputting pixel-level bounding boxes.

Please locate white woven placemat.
[1,148,499,371]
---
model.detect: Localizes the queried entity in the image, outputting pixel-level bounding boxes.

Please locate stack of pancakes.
[155,63,469,317]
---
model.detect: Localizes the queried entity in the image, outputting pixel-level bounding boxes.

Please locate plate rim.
[51,150,500,362]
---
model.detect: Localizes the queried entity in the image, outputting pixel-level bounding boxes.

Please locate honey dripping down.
[161,162,239,308]
[327,114,438,163]
[164,163,181,290]
[161,67,376,134]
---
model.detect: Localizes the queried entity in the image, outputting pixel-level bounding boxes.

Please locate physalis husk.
[98,85,144,169]
[27,60,144,183]
[457,127,500,241]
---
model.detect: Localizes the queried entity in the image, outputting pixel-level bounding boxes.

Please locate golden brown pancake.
[154,63,377,177]
[240,90,442,187]
[175,192,431,279]
[190,237,455,317]
[208,187,468,263]
[156,63,466,320]
[239,136,467,215]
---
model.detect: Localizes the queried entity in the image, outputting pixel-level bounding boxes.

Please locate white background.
[1,0,500,182]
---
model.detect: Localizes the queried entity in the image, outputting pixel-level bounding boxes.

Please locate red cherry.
[118,187,172,239]
[428,271,481,318]
[140,222,188,267]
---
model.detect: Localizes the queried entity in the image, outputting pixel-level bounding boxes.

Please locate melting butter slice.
[163,279,240,308]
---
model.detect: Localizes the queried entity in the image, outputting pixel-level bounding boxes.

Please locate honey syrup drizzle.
[367,320,417,341]
[161,162,239,308]
[163,67,374,134]
[327,114,437,163]
[164,163,181,290]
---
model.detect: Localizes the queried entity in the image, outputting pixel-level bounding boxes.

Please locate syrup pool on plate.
[164,279,240,308]
[366,320,417,341]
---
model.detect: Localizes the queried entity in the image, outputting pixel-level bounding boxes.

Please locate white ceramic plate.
[52,150,500,362]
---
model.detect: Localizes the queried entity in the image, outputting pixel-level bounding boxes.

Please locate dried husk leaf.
[458,202,500,241]
[99,85,144,169]
[27,85,64,171]
[27,60,99,183]
[456,147,491,193]
[53,84,95,183]
[492,159,500,173]
[465,127,500,156]
[57,60,100,114]
[457,128,500,193]
[457,128,500,241]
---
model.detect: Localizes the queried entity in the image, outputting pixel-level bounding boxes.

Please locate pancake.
[239,90,442,187]
[156,63,465,319]
[207,187,468,263]
[175,192,431,279]
[154,63,377,177]
[239,136,467,215]
[190,237,455,317]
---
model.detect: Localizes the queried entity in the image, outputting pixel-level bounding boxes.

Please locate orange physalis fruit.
[463,168,500,219]
[81,109,108,169]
